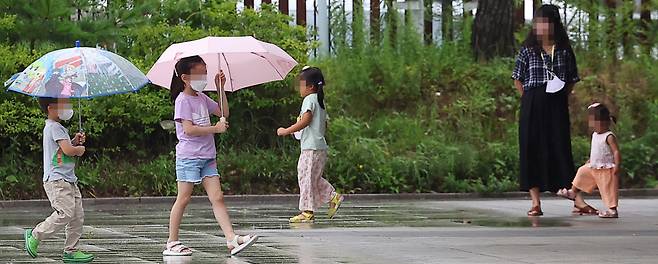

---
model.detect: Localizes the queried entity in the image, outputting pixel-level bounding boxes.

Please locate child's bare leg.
[573,189,589,208]
[201,176,235,241]
[168,182,194,242]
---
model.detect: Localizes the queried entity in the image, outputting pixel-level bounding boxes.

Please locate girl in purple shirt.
[163,56,258,256]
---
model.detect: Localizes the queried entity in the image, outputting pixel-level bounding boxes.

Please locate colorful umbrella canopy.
[5,47,148,98]
[147,36,298,92]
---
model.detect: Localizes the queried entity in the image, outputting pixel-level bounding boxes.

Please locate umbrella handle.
[218,53,225,120]
[219,77,224,119]
[78,99,84,133]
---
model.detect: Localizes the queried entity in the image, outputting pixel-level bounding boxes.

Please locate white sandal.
[227,234,259,255]
[163,241,193,256]
[556,188,576,201]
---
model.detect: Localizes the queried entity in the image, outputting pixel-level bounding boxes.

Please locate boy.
[24,97,94,263]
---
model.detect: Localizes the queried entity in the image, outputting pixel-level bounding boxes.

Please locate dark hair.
[588,103,617,124]
[299,67,326,109]
[38,97,58,116]
[170,56,206,102]
[523,4,572,52]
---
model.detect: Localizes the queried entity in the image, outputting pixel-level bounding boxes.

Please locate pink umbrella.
[147,36,298,92]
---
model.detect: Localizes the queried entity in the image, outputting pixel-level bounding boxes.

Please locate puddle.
[453,217,570,227]
[0,200,571,263]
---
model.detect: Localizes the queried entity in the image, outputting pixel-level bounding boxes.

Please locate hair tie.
[587,102,601,109]
[302,66,311,71]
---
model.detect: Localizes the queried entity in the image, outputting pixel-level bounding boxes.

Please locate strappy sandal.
[527,206,543,216]
[328,193,344,219]
[289,211,315,223]
[572,205,598,216]
[227,234,259,255]
[598,209,618,218]
[163,241,193,256]
[556,189,576,201]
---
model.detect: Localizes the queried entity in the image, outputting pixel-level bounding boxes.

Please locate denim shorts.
[175,159,219,185]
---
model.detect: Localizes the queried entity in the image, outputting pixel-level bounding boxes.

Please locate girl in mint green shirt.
[277,66,344,223]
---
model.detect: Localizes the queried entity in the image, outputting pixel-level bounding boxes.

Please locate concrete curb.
[2,189,657,208]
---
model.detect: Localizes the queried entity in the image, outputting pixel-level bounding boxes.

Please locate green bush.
[0,1,656,199]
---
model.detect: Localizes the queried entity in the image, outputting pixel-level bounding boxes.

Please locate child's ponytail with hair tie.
[588,101,617,125]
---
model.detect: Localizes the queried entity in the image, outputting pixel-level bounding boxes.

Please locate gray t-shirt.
[299,93,328,150]
[42,119,77,182]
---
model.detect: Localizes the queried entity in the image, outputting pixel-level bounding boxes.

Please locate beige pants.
[297,150,335,211]
[572,165,619,209]
[32,180,84,251]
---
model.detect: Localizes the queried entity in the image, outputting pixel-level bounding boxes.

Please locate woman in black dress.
[512,4,581,216]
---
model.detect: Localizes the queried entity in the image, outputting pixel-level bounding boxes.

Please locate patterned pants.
[297,150,335,211]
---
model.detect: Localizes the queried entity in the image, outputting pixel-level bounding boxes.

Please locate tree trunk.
[513,0,524,30]
[385,0,397,47]
[532,0,541,15]
[639,0,652,55]
[604,0,617,62]
[352,0,364,49]
[463,0,472,41]
[621,2,633,58]
[279,0,289,14]
[370,0,381,43]
[297,0,306,26]
[472,0,515,61]
[245,0,254,9]
[423,0,433,45]
[588,0,599,52]
[441,0,453,42]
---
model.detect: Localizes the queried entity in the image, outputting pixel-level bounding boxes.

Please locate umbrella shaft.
[78,99,83,132]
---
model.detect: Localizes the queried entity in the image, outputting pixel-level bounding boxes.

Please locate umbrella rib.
[250,52,284,80]
[78,48,90,97]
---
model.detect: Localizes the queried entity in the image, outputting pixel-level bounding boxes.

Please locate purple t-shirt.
[174,92,219,159]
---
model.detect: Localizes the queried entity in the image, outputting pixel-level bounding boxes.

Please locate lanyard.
[540,45,555,75]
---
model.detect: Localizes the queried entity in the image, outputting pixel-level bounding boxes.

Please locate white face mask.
[189,77,207,92]
[58,108,74,121]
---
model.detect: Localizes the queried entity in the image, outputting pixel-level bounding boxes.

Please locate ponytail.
[300,66,326,109]
[317,84,325,109]
[170,71,185,103]
[170,56,206,103]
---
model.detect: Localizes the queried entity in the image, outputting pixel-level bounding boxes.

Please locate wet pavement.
[2,197,658,263]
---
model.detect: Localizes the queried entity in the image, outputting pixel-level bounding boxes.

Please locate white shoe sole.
[230,235,259,255]
[162,249,193,256]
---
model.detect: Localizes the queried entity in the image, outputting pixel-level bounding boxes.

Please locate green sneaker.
[24,229,39,258]
[63,250,95,263]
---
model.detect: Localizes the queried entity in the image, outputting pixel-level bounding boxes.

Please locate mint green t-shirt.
[299,93,328,150]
